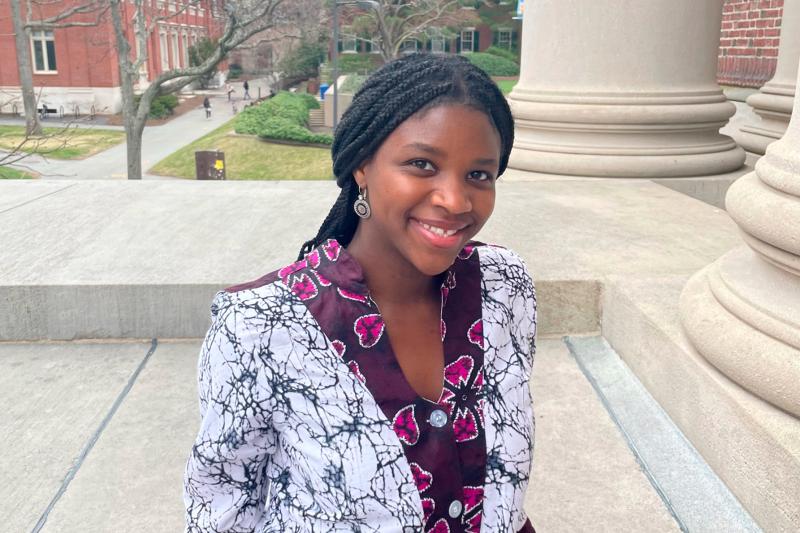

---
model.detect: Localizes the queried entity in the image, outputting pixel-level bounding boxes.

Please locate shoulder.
[472,243,535,289]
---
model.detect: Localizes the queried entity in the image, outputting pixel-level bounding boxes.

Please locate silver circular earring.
[354,187,371,219]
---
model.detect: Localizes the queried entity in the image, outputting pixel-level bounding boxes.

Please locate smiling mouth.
[418,221,462,237]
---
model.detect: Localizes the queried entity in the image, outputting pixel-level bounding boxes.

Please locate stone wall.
[718,0,784,87]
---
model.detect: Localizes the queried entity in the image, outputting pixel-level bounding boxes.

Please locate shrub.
[337,54,375,74]
[235,91,332,145]
[462,52,519,76]
[485,46,519,64]
[228,63,242,79]
[189,38,219,88]
[279,40,326,80]
[340,74,367,93]
[136,94,180,119]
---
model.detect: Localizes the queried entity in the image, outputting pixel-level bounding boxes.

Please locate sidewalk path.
[3,77,272,180]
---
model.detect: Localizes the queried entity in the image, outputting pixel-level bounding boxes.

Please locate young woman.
[184,53,537,533]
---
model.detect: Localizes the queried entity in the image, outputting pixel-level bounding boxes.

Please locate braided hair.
[297,52,514,260]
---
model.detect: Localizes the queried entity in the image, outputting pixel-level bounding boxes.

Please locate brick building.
[718,0,785,87]
[0,0,224,116]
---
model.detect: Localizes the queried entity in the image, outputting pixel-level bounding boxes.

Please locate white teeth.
[420,221,458,237]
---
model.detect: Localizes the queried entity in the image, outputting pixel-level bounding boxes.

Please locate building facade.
[718,0,785,87]
[0,0,224,116]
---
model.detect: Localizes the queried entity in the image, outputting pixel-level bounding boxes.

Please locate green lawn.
[150,119,333,180]
[495,79,518,95]
[0,125,125,160]
[0,166,34,179]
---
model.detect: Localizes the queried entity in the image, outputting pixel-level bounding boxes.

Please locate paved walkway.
[2,77,272,180]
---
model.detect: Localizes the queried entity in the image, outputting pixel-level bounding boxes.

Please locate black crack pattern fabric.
[184,241,537,532]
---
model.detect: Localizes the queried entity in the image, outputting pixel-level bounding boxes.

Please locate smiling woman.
[184,54,538,533]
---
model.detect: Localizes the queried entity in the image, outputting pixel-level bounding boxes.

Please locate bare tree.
[109,0,291,180]
[345,0,472,62]
[8,1,109,136]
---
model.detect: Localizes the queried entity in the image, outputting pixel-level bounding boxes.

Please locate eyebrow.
[402,142,498,166]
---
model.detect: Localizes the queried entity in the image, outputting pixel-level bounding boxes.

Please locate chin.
[410,250,460,277]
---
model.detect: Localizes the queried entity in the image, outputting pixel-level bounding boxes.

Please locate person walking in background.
[226,82,234,101]
[203,96,211,119]
[242,79,250,100]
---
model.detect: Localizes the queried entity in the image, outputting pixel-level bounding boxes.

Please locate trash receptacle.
[195,150,226,180]
[319,84,329,100]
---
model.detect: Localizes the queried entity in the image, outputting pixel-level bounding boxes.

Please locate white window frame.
[460,28,475,53]
[497,28,512,50]
[429,28,445,53]
[160,32,169,71]
[182,32,189,66]
[400,38,419,54]
[30,30,57,74]
[341,36,358,54]
[172,32,180,68]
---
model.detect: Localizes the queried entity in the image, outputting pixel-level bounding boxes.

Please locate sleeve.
[184,291,277,532]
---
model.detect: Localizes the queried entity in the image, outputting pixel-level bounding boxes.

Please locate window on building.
[460,29,475,53]
[400,38,419,54]
[160,33,169,71]
[428,28,445,53]
[172,32,180,68]
[340,36,357,53]
[31,30,57,73]
[496,29,512,49]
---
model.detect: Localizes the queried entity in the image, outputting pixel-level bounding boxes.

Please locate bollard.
[195,150,226,180]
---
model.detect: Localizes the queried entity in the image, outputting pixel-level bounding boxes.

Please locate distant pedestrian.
[226,83,234,101]
[243,80,251,100]
[203,96,211,119]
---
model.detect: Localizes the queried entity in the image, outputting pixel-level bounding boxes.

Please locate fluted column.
[738,0,800,155]
[680,58,800,418]
[508,0,745,178]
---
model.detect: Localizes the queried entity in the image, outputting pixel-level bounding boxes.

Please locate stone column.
[738,0,800,154]
[508,0,745,178]
[680,57,800,437]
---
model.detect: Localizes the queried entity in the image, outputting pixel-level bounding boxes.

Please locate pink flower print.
[467,319,484,349]
[409,462,433,493]
[312,269,331,287]
[458,244,475,260]
[465,512,482,533]
[306,249,321,269]
[443,270,457,289]
[331,339,346,358]
[337,287,370,304]
[323,239,341,261]
[354,313,385,348]
[347,360,366,383]
[437,388,456,415]
[289,273,318,301]
[453,407,479,442]
[441,285,450,306]
[444,355,474,388]
[278,259,307,281]
[420,498,435,523]
[476,398,485,426]
[440,319,446,341]
[462,486,484,515]
[392,404,420,446]
[427,519,450,533]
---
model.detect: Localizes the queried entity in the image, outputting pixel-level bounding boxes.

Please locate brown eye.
[410,159,435,171]
[469,170,493,182]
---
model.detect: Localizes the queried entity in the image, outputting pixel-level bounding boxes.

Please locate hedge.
[462,52,519,77]
[485,46,519,65]
[235,91,332,145]
[136,94,180,119]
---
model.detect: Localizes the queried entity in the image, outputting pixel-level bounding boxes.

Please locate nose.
[431,173,472,214]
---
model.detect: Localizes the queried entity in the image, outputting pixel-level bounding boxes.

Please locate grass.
[0,166,35,179]
[0,125,125,160]
[150,119,333,180]
[495,79,518,95]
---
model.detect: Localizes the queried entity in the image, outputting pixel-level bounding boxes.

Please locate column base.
[680,246,800,417]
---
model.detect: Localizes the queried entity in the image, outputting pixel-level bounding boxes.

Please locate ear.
[353,158,371,189]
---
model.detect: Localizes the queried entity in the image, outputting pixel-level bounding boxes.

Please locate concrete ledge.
[601,276,800,532]
[0,179,742,340]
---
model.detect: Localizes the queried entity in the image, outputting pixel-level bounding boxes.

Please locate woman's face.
[353,103,501,277]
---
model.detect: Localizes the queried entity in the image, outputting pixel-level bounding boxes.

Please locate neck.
[346,228,440,307]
